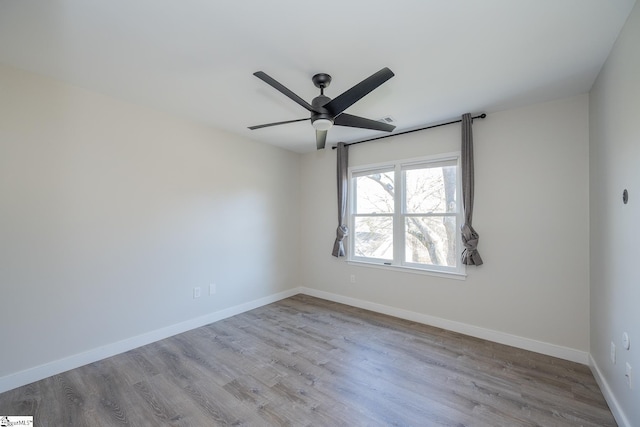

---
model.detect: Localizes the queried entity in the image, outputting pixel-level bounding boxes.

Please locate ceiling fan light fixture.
[312,118,333,131]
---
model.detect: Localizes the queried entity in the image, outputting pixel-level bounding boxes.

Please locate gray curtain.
[332,142,349,257]
[461,113,483,265]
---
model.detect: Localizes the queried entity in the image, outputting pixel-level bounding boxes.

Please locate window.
[349,153,464,276]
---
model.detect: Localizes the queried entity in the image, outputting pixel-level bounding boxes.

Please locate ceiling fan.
[249,67,396,150]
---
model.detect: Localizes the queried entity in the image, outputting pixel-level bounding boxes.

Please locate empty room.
[1,1,639,426]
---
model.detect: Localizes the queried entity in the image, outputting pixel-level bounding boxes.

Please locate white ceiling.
[0,0,635,153]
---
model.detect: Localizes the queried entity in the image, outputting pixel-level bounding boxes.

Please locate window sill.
[347,260,467,280]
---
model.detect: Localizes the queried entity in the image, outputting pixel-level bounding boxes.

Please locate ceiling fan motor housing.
[311,95,333,126]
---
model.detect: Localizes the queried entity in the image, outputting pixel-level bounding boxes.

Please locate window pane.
[404,165,456,213]
[405,216,457,266]
[354,216,393,260]
[355,171,394,214]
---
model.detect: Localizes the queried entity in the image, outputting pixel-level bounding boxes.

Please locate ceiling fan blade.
[323,67,394,117]
[334,113,396,132]
[316,130,327,150]
[254,71,317,112]
[248,118,310,130]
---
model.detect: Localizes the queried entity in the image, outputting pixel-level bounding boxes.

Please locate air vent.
[378,116,395,123]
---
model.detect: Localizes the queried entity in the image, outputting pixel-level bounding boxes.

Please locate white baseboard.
[589,354,631,427]
[0,288,300,394]
[0,286,591,396]
[298,287,590,365]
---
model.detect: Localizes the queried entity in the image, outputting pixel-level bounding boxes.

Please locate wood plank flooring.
[0,294,616,426]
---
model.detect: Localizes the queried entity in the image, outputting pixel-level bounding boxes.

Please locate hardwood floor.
[0,294,616,426]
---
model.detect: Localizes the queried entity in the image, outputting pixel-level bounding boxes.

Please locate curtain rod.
[331,113,487,150]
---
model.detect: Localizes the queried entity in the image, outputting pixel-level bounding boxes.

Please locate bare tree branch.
[366,174,441,264]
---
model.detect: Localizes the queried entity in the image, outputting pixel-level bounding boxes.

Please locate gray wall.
[589,2,640,424]
[300,94,590,358]
[0,64,300,380]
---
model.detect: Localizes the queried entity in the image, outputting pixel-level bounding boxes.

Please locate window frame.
[348,152,466,278]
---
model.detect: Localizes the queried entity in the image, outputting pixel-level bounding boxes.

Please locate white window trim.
[348,152,466,279]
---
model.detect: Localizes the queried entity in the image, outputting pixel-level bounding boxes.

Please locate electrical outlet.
[626,363,633,389]
[209,283,216,295]
[193,287,201,299]
[611,341,616,364]
[350,274,356,284]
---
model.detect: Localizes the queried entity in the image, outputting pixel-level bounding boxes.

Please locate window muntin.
[349,155,464,275]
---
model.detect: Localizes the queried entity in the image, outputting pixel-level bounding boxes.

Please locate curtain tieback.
[461,223,479,247]
[336,225,349,241]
